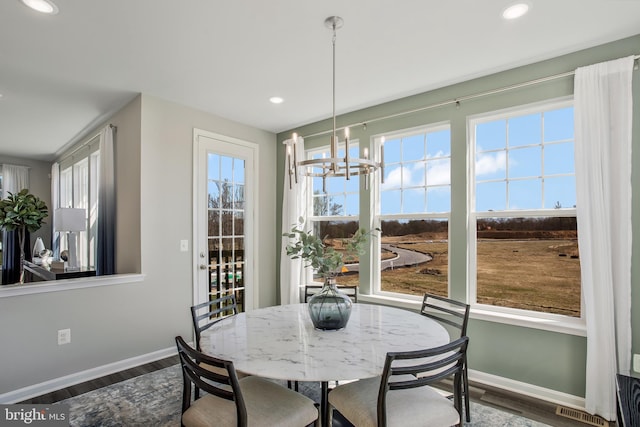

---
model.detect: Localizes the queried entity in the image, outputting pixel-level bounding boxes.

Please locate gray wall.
[0,94,278,395]
[276,33,640,398]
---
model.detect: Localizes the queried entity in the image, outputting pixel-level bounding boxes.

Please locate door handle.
[199,264,208,270]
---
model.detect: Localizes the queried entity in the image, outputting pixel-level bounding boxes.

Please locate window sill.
[0,273,145,298]
[358,294,586,337]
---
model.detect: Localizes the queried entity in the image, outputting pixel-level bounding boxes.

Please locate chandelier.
[288,16,384,191]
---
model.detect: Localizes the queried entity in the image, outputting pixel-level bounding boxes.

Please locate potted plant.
[283,217,375,330]
[0,189,48,284]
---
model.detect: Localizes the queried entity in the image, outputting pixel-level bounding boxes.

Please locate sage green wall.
[277,34,640,397]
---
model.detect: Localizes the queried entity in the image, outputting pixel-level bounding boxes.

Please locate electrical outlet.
[58,328,71,345]
[634,354,640,372]
[180,240,189,252]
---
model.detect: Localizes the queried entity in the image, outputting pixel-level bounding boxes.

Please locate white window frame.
[58,136,100,270]
[371,123,452,301]
[303,140,360,285]
[467,97,585,335]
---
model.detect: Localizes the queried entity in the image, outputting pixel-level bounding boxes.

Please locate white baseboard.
[469,369,586,410]
[0,346,177,404]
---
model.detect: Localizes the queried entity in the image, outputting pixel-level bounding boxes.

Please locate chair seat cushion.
[328,376,459,427]
[182,376,318,427]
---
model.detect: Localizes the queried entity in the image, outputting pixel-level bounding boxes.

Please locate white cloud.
[381,165,411,190]
[476,151,506,177]
[426,159,450,186]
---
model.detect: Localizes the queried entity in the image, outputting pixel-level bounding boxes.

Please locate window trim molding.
[0,274,145,298]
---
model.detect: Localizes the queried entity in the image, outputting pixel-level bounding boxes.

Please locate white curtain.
[2,164,30,195]
[97,125,116,275]
[280,136,308,304]
[574,55,634,420]
[51,162,60,256]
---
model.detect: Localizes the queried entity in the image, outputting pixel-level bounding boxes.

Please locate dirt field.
[335,235,581,317]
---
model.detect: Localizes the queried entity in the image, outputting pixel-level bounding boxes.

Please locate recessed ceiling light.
[20,0,59,15]
[502,3,529,20]
[270,96,284,104]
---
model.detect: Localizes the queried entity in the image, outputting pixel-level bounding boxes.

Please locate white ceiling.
[1,0,640,161]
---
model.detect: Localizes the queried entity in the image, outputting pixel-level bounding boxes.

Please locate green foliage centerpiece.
[284,218,373,330]
[0,189,48,284]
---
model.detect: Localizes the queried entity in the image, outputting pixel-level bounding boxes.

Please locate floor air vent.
[555,406,609,427]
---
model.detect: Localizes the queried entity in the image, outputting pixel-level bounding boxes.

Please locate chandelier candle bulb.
[363,147,369,160]
[345,127,350,180]
[381,137,385,183]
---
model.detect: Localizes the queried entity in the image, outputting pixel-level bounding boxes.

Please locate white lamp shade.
[54,208,87,232]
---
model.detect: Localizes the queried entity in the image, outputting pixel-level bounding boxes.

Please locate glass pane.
[344,175,359,193]
[220,156,233,180]
[234,184,245,210]
[426,158,450,186]
[544,176,576,209]
[208,154,220,180]
[208,181,220,208]
[476,181,506,211]
[427,186,451,213]
[234,211,244,235]
[403,188,425,213]
[402,134,425,162]
[544,142,574,175]
[220,182,233,209]
[475,151,506,180]
[476,216,580,317]
[326,177,343,194]
[309,220,361,285]
[380,218,449,297]
[381,164,403,189]
[427,129,450,157]
[234,158,245,184]
[221,211,233,236]
[384,138,401,163]
[476,120,506,151]
[544,107,574,142]
[508,146,541,178]
[509,179,541,210]
[207,210,220,237]
[381,190,401,215]
[508,113,541,147]
[345,194,359,216]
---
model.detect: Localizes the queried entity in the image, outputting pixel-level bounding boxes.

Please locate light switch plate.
[180,240,188,252]
[634,354,640,372]
[58,328,71,345]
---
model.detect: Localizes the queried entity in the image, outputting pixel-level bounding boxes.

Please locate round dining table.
[199,303,449,426]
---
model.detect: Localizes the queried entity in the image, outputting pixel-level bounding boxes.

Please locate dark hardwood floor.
[21,355,607,426]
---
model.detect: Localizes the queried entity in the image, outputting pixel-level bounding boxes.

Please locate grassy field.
[335,236,581,317]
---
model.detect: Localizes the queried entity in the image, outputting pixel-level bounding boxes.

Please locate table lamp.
[55,208,86,271]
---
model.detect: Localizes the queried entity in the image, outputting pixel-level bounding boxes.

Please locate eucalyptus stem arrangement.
[283,217,374,280]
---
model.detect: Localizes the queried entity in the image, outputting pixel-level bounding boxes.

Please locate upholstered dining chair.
[190,294,247,396]
[420,293,471,422]
[175,336,319,427]
[328,336,469,427]
[304,284,358,303]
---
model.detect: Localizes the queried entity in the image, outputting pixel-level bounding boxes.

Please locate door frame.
[192,128,259,311]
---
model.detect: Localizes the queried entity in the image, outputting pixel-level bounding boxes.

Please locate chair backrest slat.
[190,294,238,350]
[175,336,248,426]
[377,336,469,427]
[420,293,470,338]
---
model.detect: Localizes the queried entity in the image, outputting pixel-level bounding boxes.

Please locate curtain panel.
[97,125,116,275]
[574,55,635,420]
[280,136,308,304]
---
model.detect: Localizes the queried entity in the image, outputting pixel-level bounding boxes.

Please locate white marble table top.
[199,303,449,382]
